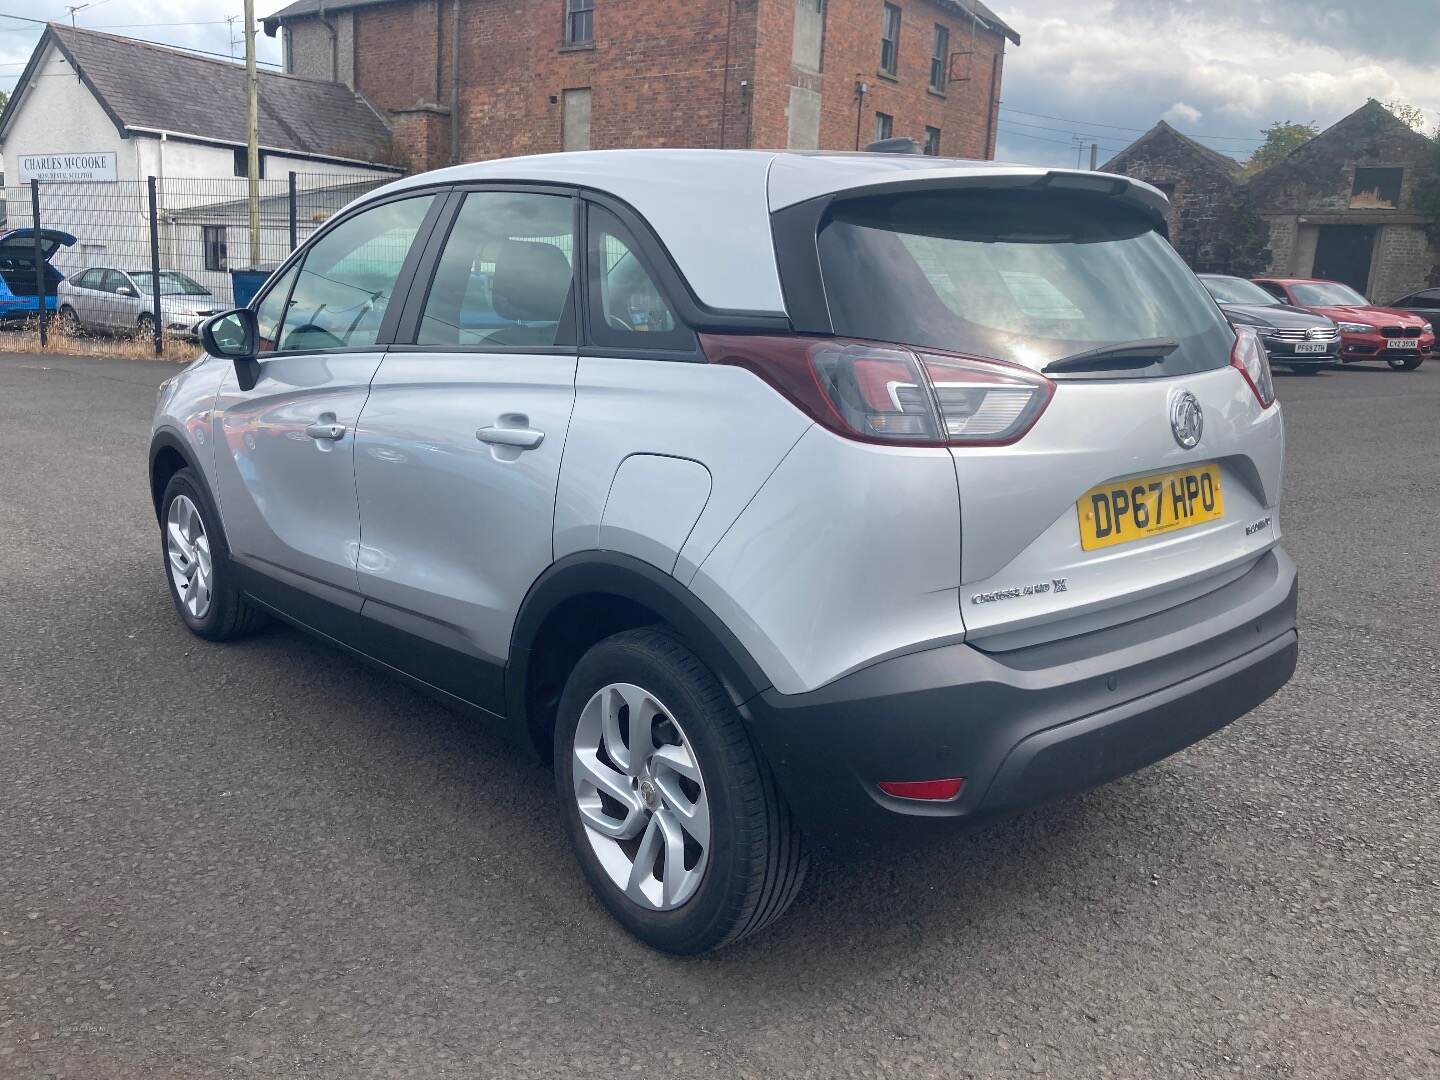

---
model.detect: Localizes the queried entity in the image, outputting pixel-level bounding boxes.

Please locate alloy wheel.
[166,494,213,620]
[571,682,711,910]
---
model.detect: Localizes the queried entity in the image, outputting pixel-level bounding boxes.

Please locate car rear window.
[815,188,1234,376]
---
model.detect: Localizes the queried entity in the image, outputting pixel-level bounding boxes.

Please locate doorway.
[1312,225,1376,298]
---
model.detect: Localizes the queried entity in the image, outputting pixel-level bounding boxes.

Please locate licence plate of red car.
[1390,339,1420,350]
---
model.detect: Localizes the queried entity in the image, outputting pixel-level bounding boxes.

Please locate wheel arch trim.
[148,427,206,519]
[505,551,773,733]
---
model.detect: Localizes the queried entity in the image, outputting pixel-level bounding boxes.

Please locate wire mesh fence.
[1,171,393,355]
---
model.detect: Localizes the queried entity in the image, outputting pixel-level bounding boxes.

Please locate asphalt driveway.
[1,352,1436,1078]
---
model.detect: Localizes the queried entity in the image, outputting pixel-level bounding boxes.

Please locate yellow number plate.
[1077,464,1224,551]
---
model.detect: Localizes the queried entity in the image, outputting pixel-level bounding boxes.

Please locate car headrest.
[491,239,571,323]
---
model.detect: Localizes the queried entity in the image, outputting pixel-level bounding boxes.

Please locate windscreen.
[132,271,209,296]
[1292,282,1368,306]
[816,189,1235,375]
[1202,276,1280,306]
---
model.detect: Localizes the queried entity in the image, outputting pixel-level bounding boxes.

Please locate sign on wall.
[16,151,118,183]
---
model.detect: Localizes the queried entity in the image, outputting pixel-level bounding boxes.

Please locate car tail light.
[878,777,966,801]
[699,334,1054,447]
[1230,325,1275,408]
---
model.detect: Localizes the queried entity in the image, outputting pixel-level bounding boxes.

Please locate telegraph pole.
[1090,142,1098,170]
[244,0,261,267]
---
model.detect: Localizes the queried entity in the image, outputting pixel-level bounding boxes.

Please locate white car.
[149,150,1298,953]
[58,268,220,339]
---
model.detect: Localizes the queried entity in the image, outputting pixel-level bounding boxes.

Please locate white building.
[0,24,401,303]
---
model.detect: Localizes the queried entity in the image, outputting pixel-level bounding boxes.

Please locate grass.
[0,320,200,362]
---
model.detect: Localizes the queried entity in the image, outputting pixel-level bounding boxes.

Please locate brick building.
[261,0,1018,172]
[1104,101,1439,301]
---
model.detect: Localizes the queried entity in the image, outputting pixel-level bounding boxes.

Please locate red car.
[1252,277,1432,371]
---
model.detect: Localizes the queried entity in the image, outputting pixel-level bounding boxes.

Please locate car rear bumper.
[743,548,1298,850]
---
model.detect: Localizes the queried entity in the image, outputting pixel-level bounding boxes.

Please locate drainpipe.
[854,78,868,151]
[317,0,338,82]
[449,0,462,164]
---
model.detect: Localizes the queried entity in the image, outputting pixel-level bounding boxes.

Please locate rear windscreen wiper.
[1042,338,1179,375]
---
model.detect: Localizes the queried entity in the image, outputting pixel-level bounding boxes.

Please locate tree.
[1242,121,1319,176]
[0,89,9,116]
[1382,100,1427,132]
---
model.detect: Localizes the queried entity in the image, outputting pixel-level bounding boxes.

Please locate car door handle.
[305,421,347,441]
[476,424,545,449]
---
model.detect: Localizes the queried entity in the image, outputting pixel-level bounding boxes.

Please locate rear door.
[808,184,1285,649]
[210,192,441,638]
[352,187,579,713]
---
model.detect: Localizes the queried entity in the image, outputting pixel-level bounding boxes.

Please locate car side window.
[253,264,300,354]
[100,270,127,295]
[585,205,695,352]
[277,195,434,353]
[1256,282,1287,302]
[417,190,574,348]
[72,269,95,289]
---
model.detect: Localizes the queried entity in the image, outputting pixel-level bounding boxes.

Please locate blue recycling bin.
[229,267,277,309]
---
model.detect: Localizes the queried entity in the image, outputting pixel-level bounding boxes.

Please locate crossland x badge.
[1170,390,1203,449]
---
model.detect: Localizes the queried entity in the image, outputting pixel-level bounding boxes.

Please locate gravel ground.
[1,352,1437,1079]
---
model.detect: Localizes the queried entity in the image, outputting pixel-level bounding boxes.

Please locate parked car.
[1387,287,1440,335]
[150,152,1298,953]
[57,267,220,339]
[0,227,74,324]
[1252,277,1433,371]
[1198,274,1338,374]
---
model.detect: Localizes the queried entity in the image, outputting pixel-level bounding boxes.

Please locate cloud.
[995,0,1440,167]
[1162,102,1202,126]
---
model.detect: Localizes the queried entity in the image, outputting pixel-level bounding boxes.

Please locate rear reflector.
[878,777,966,801]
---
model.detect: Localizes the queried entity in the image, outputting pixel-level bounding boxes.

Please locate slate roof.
[1,25,392,165]
[1101,120,1243,179]
[263,0,1021,45]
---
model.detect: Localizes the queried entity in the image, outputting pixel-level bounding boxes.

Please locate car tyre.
[57,305,84,337]
[159,468,267,641]
[555,627,808,954]
[1387,355,1424,371]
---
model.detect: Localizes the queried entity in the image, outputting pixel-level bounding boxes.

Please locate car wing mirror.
[116,286,137,298]
[200,308,263,390]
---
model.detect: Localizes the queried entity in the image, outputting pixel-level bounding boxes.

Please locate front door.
[353,189,578,713]
[209,193,439,636]
[1313,225,1376,298]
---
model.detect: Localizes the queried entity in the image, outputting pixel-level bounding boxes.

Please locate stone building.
[1098,120,1246,273]
[260,0,1019,172]
[1244,100,1436,304]
[1103,101,1438,302]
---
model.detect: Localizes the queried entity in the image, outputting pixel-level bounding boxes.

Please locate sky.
[2,0,1438,168]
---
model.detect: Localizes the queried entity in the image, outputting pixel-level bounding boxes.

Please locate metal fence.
[2,172,393,354]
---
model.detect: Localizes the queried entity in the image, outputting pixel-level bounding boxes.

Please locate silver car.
[58,267,220,338]
[149,150,1299,953]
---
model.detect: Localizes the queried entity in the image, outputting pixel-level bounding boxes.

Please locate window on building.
[929,25,948,92]
[923,126,941,156]
[586,204,694,352]
[277,195,435,352]
[232,147,266,179]
[203,226,228,272]
[417,191,574,347]
[874,112,894,143]
[565,0,593,45]
[1350,167,1402,210]
[880,3,900,76]
[563,87,592,151]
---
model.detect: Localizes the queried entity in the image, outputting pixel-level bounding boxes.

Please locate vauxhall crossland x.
[150,151,1298,953]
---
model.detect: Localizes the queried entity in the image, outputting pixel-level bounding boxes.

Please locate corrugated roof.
[4,25,393,165]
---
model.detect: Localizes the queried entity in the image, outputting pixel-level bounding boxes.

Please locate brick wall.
[299,0,1008,171]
